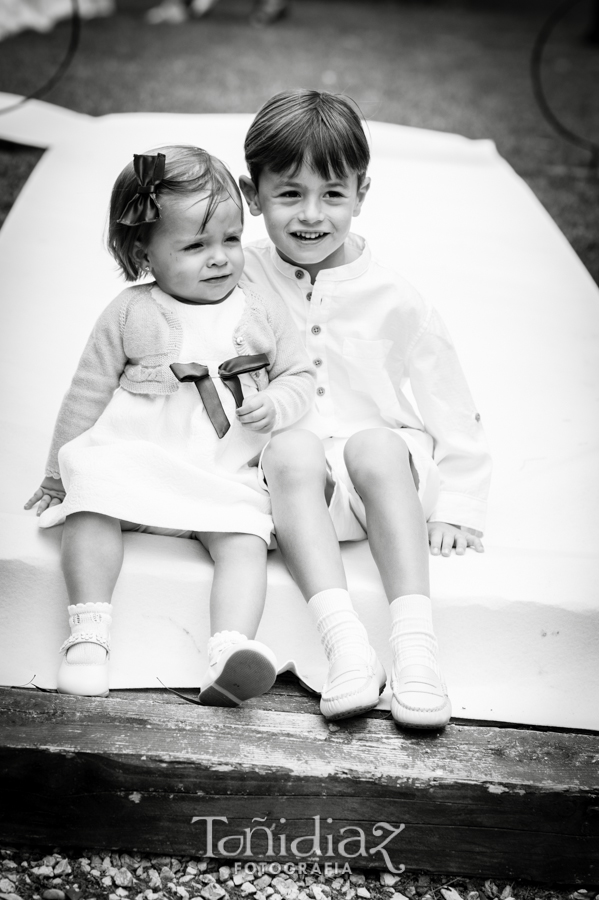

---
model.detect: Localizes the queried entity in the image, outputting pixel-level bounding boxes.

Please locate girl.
[24,145,315,704]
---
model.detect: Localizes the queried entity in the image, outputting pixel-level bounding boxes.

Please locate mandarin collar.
[269,233,371,283]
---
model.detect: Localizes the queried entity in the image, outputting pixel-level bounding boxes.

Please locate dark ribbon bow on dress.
[117,153,166,226]
[170,354,270,438]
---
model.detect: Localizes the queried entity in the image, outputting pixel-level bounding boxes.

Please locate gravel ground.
[0,848,595,900]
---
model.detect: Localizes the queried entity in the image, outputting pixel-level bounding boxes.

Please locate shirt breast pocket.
[342,337,399,416]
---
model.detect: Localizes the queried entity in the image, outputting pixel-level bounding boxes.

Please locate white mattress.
[0,95,597,729]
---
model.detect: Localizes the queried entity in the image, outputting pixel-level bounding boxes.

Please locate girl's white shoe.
[57,602,112,697]
[199,631,278,707]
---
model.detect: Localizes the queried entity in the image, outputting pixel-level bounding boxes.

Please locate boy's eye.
[279,190,300,198]
[226,235,241,243]
[184,242,204,251]
[325,190,344,198]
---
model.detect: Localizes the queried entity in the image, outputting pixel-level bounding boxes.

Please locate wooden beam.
[0,687,597,885]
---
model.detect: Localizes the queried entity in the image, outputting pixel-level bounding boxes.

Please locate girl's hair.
[244,90,370,188]
[108,145,243,282]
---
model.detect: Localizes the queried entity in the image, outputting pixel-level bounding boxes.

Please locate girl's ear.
[352,176,371,218]
[239,176,263,217]
[132,240,150,272]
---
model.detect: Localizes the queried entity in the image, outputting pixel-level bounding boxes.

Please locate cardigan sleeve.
[407,306,492,535]
[45,293,129,478]
[250,287,316,430]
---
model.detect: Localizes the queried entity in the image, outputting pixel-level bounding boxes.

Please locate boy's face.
[240,163,369,275]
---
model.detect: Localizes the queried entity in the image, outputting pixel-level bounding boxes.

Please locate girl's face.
[142,191,245,303]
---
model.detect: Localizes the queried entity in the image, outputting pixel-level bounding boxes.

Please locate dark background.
[0,0,598,283]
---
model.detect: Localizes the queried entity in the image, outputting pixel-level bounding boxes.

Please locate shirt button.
[317,387,325,396]
[313,358,322,366]
[306,291,312,301]
[311,325,321,335]
[295,270,304,279]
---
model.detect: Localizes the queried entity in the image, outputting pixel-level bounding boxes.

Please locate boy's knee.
[344,428,410,482]
[262,430,326,487]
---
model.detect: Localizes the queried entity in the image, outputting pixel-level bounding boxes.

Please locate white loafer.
[320,647,387,720]
[391,663,451,729]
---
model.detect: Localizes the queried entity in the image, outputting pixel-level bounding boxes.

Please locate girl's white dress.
[39,287,273,543]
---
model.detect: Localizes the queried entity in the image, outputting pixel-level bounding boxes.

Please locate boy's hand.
[427,521,484,557]
[236,393,276,433]
[24,476,66,516]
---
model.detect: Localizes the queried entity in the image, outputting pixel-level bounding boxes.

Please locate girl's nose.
[208,245,227,266]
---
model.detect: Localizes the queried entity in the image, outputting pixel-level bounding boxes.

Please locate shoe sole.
[391,696,452,730]
[322,680,386,721]
[200,647,277,707]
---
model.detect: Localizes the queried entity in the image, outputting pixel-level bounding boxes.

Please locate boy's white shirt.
[243,233,491,534]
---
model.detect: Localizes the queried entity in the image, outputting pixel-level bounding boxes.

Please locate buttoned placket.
[299,274,336,426]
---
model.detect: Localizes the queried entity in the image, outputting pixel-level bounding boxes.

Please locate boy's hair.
[244,90,370,188]
[108,144,243,282]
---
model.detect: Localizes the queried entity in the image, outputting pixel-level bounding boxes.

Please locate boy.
[239,90,491,729]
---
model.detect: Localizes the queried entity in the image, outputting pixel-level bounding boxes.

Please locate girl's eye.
[185,242,204,251]
[226,235,241,243]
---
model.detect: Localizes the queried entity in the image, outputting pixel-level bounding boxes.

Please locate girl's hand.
[24,476,66,516]
[236,393,276,433]
[427,521,484,557]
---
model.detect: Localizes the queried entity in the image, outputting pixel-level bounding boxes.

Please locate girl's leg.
[199,531,267,638]
[261,431,386,720]
[58,511,125,697]
[196,531,277,707]
[344,429,451,729]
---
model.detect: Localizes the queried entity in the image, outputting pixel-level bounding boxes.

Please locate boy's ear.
[239,175,263,217]
[352,176,371,218]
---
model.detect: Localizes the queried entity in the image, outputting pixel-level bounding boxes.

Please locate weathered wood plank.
[0,687,597,885]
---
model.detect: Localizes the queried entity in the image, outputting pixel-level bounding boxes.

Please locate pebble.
[115,869,135,887]
[42,891,66,900]
[54,862,72,877]
[356,891,371,899]
[0,882,15,894]
[201,884,227,900]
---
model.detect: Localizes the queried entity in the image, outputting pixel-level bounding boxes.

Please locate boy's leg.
[197,531,277,706]
[261,430,386,720]
[58,511,124,696]
[344,429,451,729]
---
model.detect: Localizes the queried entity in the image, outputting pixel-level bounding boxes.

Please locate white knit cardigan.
[46,280,316,478]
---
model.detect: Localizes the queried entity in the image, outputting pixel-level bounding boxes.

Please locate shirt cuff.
[429,491,487,536]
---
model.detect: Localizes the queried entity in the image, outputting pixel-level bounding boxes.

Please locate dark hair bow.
[117,153,166,226]
[170,354,270,439]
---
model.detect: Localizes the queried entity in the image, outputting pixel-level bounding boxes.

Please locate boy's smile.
[241,164,369,281]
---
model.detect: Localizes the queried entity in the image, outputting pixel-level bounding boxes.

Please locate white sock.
[65,602,111,665]
[308,588,371,664]
[389,594,441,676]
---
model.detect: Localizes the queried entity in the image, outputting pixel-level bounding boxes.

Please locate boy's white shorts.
[322,431,440,542]
[259,428,440,544]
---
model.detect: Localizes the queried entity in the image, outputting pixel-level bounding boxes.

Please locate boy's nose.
[300,197,324,223]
